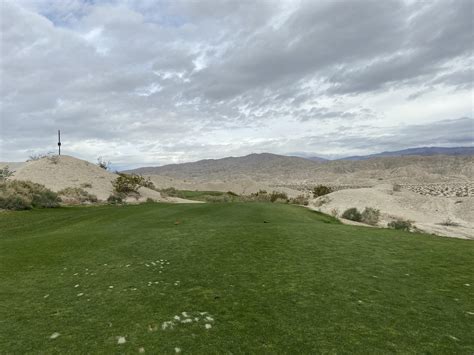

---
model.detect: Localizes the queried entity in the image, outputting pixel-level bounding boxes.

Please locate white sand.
[310,184,474,239]
[8,155,198,203]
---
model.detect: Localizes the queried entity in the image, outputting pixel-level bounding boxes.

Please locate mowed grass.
[0,203,473,354]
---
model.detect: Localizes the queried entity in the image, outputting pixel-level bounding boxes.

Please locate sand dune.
[310,185,474,239]
[7,155,195,203]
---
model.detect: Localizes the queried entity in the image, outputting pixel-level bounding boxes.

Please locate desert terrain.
[126,153,474,239]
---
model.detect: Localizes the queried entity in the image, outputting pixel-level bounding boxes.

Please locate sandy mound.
[310,185,474,239]
[10,155,196,203]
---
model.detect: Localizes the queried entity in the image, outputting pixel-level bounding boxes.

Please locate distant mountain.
[125,153,322,179]
[340,146,474,161]
[124,152,473,185]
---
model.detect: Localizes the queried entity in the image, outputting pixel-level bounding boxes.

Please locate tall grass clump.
[0,180,60,210]
[58,187,98,204]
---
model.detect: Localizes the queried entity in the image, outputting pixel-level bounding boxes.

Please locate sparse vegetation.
[342,207,362,222]
[0,166,13,181]
[107,193,126,204]
[57,187,98,204]
[330,208,340,218]
[361,207,380,225]
[392,184,402,192]
[289,195,309,206]
[97,157,111,170]
[270,191,288,203]
[0,180,60,210]
[112,173,154,195]
[80,182,92,188]
[388,218,412,231]
[313,184,333,197]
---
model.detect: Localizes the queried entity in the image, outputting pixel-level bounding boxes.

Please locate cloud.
[0,0,472,165]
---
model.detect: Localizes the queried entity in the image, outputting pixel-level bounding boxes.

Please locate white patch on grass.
[182,312,189,317]
[139,347,145,353]
[181,318,193,324]
[44,294,49,299]
[464,283,471,287]
[174,315,180,321]
[74,284,80,288]
[448,335,459,341]
[162,321,174,330]
[77,293,84,297]
[73,273,78,276]
[205,324,212,329]
[117,336,126,344]
[109,286,114,289]
[50,332,60,339]
[467,311,474,315]
[174,347,181,353]
[205,316,214,322]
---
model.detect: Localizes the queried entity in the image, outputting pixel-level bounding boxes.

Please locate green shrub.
[361,207,380,225]
[313,185,333,197]
[113,174,142,194]
[342,208,362,222]
[58,187,98,204]
[0,180,60,210]
[388,219,412,231]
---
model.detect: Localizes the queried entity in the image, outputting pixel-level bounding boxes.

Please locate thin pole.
[58,130,61,155]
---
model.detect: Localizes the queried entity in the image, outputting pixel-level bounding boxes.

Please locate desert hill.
[125,153,473,186]
[341,146,474,160]
[6,155,192,203]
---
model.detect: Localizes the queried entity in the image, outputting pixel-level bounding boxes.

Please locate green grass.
[0,203,473,353]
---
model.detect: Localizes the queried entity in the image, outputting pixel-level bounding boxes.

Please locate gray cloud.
[0,0,472,165]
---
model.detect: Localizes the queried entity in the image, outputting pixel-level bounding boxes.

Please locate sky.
[0,0,473,168]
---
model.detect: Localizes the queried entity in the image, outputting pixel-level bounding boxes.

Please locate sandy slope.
[8,155,196,203]
[145,175,302,197]
[310,185,474,239]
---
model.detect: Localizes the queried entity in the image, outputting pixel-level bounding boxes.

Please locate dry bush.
[330,208,340,218]
[361,207,380,225]
[0,166,13,181]
[392,184,402,192]
[388,218,412,231]
[58,187,98,204]
[289,195,309,206]
[0,180,60,210]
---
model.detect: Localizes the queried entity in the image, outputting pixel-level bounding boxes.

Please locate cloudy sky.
[0,0,472,168]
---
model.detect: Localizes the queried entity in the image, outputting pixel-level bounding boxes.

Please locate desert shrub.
[361,207,380,225]
[227,191,238,196]
[113,174,145,194]
[159,187,179,197]
[97,157,111,170]
[313,185,333,197]
[388,218,412,231]
[146,198,155,203]
[0,166,13,181]
[270,191,288,203]
[341,207,362,222]
[0,180,60,210]
[392,184,401,192]
[289,195,309,206]
[80,182,92,188]
[107,193,126,204]
[58,187,98,204]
